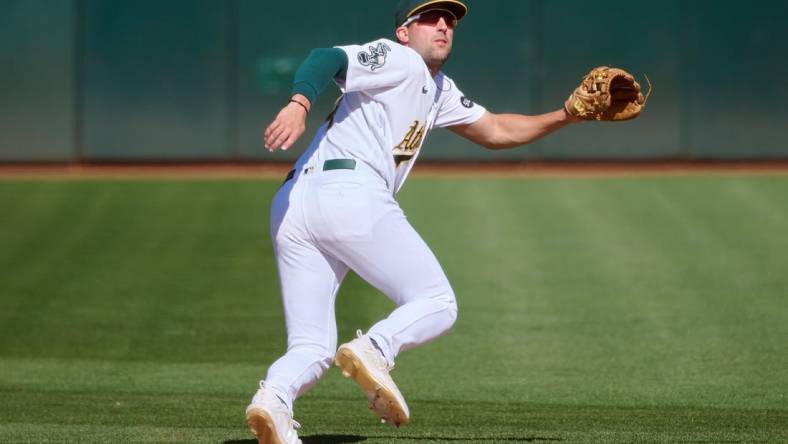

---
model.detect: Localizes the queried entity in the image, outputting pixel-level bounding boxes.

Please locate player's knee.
[434,291,458,330]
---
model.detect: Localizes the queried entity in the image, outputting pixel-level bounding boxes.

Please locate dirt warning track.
[1,161,788,180]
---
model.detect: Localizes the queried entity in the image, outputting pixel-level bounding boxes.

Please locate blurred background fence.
[1,0,787,163]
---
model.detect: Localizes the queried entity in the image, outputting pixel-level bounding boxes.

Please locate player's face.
[402,9,456,72]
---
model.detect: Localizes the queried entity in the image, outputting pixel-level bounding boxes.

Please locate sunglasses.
[403,9,458,28]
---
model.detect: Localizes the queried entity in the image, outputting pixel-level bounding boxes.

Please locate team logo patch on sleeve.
[357,42,391,71]
[460,96,474,108]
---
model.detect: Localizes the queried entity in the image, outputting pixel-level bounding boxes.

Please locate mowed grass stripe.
[0,181,286,363]
[2,400,785,443]
[397,177,787,408]
[0,183,91,321]
[1,176,786,442]
[2,377,786,443]
[546,178,787,408]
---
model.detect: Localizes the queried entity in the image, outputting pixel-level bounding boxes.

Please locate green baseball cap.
[394,0,468,29]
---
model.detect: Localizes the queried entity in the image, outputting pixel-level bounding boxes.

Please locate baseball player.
[245,1,646,443]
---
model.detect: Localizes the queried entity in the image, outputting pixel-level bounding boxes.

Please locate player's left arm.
[449,109,581,150]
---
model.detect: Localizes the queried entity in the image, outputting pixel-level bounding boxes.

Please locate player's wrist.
[288,95,311,115]
[561,106,582,123]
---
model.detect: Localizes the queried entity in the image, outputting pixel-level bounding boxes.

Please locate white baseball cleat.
[335,330,410,427]
[245,381,302,444]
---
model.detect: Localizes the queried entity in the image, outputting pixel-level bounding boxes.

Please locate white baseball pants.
[263,163,457,411]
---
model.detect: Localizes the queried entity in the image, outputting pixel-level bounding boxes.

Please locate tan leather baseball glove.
[565,66,651,121]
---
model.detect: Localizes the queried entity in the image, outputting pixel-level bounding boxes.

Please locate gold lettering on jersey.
[393,120,425,168]
[395,121,425,152]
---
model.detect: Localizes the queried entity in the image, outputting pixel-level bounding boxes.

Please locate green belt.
[283,159,357,185]
[323,159,356,171]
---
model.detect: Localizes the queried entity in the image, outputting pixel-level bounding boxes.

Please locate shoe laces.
[256,380,300,429]
[355,330,395,371]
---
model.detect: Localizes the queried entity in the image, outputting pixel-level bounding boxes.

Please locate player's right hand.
[264,96,310,152]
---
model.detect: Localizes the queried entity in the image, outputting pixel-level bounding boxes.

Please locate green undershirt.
[291,48,349,106]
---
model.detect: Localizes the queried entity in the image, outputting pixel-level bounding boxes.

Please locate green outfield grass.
[0,174,786,443]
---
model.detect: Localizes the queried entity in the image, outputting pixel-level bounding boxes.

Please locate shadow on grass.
[373,437,560,442]
[224,435,366,444]
[225,435,559,443]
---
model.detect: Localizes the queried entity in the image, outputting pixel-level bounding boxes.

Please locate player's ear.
[395,26,409,44]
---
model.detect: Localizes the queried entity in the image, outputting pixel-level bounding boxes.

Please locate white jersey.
[264,39,476,420]
[294,38,486,194]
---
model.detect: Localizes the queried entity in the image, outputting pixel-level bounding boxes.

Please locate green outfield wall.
[1,0,787,162]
